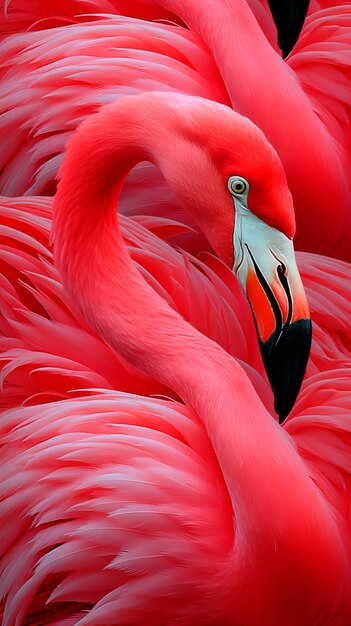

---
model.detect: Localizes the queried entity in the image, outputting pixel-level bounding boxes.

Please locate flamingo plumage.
[1,3,351,624]
[0,0,350,258]
[1,91,351,625]
[0,195,271,412]
[1,196,350,412]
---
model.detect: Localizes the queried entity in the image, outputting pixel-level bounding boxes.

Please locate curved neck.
[160,0,313,127]
[53,95,347,608]
[160,0,324,135]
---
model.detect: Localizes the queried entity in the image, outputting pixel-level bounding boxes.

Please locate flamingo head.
[226,172,311,423]
[158,97,311,422]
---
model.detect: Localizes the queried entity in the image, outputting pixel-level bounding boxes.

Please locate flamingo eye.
[228,176,248,196]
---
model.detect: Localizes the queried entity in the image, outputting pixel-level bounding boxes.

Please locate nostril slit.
[278,263,286,276]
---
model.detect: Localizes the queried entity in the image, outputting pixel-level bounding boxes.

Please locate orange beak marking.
[289,274,310,324]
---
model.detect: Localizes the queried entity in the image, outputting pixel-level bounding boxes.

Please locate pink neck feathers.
[53,93,348,612]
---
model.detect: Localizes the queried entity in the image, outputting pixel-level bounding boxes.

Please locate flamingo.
[1,193,351,413]
[0,0,350,259]
[2,92,351,625]
[0,195,272,413]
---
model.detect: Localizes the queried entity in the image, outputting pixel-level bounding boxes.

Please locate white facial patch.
[228,176,297,293]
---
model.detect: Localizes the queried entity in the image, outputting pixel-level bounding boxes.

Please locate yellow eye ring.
[227,176,249,196]
[230,179,247,194]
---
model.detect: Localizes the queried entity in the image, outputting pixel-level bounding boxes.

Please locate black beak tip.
[267,0,310,59]
[260,318,312,424]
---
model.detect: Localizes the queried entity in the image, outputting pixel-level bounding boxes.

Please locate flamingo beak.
[245,244,311,423]
[233,211,311,423]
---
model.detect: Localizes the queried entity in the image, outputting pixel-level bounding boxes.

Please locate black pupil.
[235,183,243,191]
